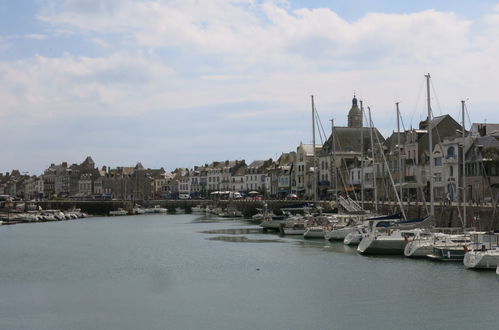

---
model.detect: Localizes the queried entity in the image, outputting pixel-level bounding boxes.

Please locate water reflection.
[207,236,283,243]
[201,228,262,235]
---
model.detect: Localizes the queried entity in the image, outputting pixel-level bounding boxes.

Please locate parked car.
[286,193,298,200]
[179,193,191,200]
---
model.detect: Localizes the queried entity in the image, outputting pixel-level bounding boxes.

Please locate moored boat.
[463,232,499,269]
[343,226,367,246]
[109,208,128,216]
[303,226,326,239]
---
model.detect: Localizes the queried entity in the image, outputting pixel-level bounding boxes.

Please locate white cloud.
[0,53,175,125]
[4,1,499,172]
[38,1,472,69]
[25,34,48,40]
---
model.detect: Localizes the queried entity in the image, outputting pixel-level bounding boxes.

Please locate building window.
[450,166,454,177]
[447,146,455,158]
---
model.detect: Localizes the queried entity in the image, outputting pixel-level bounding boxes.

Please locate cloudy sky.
[2,0,499,174]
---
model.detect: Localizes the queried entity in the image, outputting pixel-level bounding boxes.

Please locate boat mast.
[330,118,337,200]
[368,106,378,212]
[426,74,434,217]
[396,102,403,209]
[360,100,365,209]
[461,100,466,230]
[311,95,317,202]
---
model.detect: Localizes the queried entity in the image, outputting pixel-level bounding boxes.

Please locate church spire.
[348,92,362,128]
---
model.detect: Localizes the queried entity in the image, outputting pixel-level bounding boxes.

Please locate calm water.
[0,214,498,330]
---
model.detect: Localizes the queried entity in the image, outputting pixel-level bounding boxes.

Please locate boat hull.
[283,228,306,235]
[404,240,433,258]
[464,251,499,269]
[303,228,325,239]
[357,236,407,255]
[325,227,357,241]
[260,220,283,230]
[427,246,466,261]
[343,232,362,245]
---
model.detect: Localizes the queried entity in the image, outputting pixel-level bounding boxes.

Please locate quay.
[0,199,492,230]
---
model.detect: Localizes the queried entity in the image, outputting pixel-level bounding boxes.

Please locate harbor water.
[0,214,498,330]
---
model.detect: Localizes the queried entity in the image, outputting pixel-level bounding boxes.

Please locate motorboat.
[132,206,146,215]
[427,233,474,261]
[260,212,290,231]
[280,219,306,235]
[152,205,167,213]
[191,205,205,214]
[109,208,128,216]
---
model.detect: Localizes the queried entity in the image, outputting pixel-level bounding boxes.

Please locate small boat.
[109,208,128,216]
[463,232,499,269]
[427,233,475,261]
[343,226,367,246]
[191,205,205,214]
[260,214,289,230]
[280,220,306,235]
[132,206,146,214]
[152,205,167,213]
[303,226,326,239]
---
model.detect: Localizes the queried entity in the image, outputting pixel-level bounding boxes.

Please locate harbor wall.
[3,199,498,230]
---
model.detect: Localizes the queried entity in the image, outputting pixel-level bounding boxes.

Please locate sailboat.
[356,101,431,255]
[426,98,473,261]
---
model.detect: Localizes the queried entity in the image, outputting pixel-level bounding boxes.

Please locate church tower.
[347,94,363,128]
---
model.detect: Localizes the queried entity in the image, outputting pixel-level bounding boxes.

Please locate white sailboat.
[343,226,367,245]
[357,214,429,255]
[427,98,472,261]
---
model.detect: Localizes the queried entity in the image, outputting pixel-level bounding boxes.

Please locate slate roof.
[321,126,385,154]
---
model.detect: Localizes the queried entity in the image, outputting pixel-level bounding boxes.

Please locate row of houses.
[2,96,499,203]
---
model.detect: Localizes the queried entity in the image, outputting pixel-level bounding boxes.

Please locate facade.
[245,160,272,193]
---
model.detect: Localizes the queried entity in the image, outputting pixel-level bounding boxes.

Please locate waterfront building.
[295,142,322,199]
[465,124,499,203]
[43,164,57,198]
[318,96,384,200]
[403,115,462,202]
[153,172,173,199]
[177,169,191,197]
[231,165,246,193]
[245,160,272,194]
[220,160,245,192]
[206,162,223,192]
[54,162,71,197]
[23,175,44,200]
[78,173,93,197]
[439,136,462,202]
[268,152,296,198]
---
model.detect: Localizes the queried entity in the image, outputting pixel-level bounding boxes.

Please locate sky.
[2,0,499,175]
